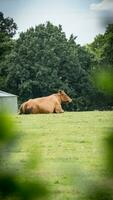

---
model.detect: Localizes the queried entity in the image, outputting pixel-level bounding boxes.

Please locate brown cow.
[19,90,72,114]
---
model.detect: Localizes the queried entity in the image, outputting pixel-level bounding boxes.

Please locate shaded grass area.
[9,111,113,199]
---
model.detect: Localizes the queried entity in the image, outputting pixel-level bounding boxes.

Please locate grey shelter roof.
[0,90,17,97]
[0,90,18,113]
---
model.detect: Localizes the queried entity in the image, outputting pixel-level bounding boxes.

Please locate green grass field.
[10,111,113,199]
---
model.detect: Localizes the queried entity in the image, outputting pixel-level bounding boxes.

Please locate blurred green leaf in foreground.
[83,71,113,199]
[95,70,113,96]
[82,70,113,199]
[0,113,49,200]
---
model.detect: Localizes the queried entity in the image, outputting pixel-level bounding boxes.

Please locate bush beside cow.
[19,90,72,114]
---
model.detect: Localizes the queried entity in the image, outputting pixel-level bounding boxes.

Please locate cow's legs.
[54,104,64,113]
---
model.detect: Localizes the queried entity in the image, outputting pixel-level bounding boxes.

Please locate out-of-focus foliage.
[66,69,113,200]
[85,72,113,199]
[0,113,49,200]
[89,26,113,194]
[95,70,113,95]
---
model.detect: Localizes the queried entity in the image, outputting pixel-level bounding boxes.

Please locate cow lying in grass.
[19,90,72,114]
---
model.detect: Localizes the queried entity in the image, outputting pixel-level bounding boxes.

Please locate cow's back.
[20,94,62,114]
[32,95,58,113]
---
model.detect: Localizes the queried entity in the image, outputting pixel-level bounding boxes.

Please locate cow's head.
[58,90,72,103]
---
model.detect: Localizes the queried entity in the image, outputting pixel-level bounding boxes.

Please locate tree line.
[0,12,113,111]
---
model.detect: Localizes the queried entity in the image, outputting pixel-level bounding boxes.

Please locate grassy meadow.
[9,111,113,199]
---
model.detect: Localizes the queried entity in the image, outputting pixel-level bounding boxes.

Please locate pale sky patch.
[0,0,108,45]
[90,0,113,11]
[90,0,113,26]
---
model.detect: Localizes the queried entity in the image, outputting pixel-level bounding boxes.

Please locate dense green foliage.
[87,24,113,66]
[0,12,17,90]
[0,12,113,110]
[87,24,113,109]
[2,22,93,111]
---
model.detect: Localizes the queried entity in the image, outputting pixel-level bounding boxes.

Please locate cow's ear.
[58,90,62,94]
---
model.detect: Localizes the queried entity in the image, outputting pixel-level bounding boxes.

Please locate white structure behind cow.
[0,90,18,113]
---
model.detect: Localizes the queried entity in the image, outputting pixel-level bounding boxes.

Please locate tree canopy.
[3,21,93,110]
[0,12,17,90]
